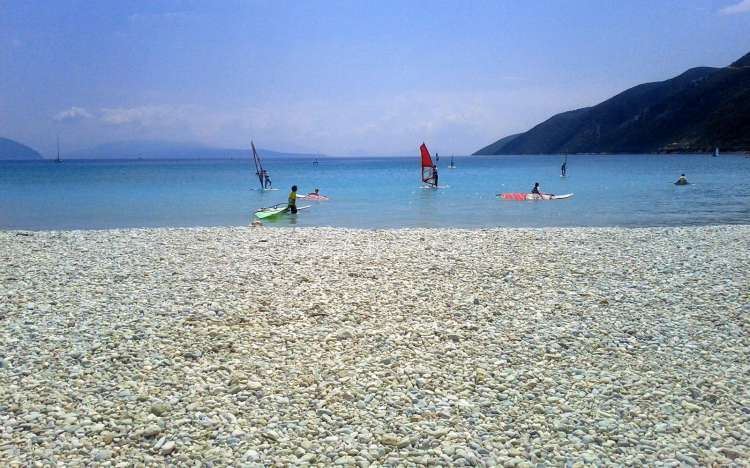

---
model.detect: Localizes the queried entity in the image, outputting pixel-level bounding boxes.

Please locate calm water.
[1,155,749,230]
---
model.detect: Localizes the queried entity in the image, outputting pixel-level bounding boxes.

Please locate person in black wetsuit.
[432,165,439,187]
[561,160,567,177]
[531,182,541,195]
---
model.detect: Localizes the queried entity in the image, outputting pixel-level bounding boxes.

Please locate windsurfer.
[561,160,567,176]
[262,170,272,189]
[287,185,298,213]
[420,143,440,188]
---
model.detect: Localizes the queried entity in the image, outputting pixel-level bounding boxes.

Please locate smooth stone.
[150,403,170,416]
[141,424,161,437]
[262,429,280,442]
[93,449,112,461]
[160,441,176,455]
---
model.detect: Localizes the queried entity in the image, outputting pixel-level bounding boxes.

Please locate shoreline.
[3,221,750,234]
[2,225,749,465]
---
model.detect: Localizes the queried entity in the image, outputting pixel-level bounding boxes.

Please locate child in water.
[287,185,298,213]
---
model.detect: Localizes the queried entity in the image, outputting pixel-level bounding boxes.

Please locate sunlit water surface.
[1,154,748,229]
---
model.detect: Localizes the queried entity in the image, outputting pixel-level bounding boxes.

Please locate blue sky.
[1,0,749,156]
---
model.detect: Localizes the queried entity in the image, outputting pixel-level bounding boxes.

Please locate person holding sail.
[419,143,440,188]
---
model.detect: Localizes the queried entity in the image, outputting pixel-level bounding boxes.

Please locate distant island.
[66,140,326,160]
[0,138,325,161]
[0,137,43,160]
[475,51,750,155]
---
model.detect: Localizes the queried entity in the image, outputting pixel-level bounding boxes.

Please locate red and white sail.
[420,143,437,187]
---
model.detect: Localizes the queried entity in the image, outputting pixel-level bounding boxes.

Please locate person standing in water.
[260,170,272,189]
[561,157,567,177]
[287,185,298,213]
[432,165,439,188]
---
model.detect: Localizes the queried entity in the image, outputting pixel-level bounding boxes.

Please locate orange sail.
[420,143,437,186]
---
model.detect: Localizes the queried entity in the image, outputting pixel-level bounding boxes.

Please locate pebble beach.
[1,225,749,466]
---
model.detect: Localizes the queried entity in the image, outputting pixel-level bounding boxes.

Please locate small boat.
[254,203,310,219]
[448,155,456,169]
[497,193,574,201]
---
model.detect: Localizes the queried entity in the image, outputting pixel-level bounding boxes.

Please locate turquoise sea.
[1,155,749,230]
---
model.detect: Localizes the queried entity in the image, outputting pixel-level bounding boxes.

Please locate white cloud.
[100,105,195,126]
[53,106,92,122]
[83,82,611,155]
[205,87,602,155]
[127,12,193,23]
[719,0,750,15]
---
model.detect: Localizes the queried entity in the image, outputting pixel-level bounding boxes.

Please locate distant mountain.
[475,51,750,155]
[473,133,521,156]
[67,140,325,159]
[0,137,43,160]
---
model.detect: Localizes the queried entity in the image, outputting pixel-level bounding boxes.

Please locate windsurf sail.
[251,140,266,189]
[420,143,437,187]
[55,136,62,163]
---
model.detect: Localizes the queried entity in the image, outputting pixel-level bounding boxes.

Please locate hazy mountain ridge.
[0,137,43,160]
[66,140,326,160]
[475,51,750,155]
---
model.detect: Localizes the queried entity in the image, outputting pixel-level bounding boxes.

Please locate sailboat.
[448,155,456,169]
[54,136,62,163]
[251,141,275,191]
[713,147,719,157]
[420,143,439,188]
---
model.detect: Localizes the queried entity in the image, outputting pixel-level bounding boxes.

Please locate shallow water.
[1,154,749,229]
